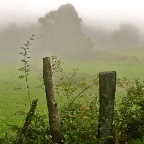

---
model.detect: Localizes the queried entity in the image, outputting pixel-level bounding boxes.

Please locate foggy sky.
[1,0,144,31]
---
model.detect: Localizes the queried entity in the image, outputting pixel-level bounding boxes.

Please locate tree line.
[0,4,142,62]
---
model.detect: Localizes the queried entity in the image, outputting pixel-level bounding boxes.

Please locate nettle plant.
[19,35,36,105]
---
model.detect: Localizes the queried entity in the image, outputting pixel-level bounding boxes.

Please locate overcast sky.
[1,0,144,30]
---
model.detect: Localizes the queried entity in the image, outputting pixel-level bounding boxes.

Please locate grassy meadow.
[0,47,144,139]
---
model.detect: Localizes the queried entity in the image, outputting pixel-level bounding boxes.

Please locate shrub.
[60,98,99,144]
[19,112,53,144]
[114,80,144,143]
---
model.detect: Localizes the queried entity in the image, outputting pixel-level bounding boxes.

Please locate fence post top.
[99,71,116,76]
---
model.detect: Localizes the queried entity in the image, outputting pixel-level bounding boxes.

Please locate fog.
[1,0,144,64]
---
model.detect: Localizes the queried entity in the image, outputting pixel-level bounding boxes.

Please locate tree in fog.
[38,4,94,55]
[112,23,139,48]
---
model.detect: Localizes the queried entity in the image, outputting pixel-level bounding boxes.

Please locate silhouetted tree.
[38,4,94,54]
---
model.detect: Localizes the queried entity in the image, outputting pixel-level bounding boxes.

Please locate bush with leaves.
[53,66,100,143]
[60,100,99,144]
[114,80,144,143]
[21,112,53,144]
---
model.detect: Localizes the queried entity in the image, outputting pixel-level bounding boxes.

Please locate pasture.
[0,47,144,140]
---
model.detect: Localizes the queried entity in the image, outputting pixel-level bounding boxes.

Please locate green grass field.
[0,47,144,138]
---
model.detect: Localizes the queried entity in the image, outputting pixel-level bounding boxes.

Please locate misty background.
[1,0,144,64]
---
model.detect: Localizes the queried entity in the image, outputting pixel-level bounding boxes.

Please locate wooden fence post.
[17,99,38,144]
[98,71,116,143]
[43,57,64,144]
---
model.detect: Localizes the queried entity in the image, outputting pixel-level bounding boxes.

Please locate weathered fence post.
[43,57,64,144]
[98,71,116,144]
